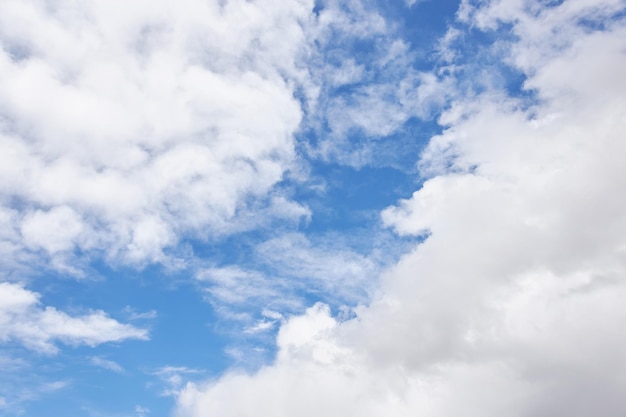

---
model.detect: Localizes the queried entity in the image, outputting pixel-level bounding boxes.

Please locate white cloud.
[175,2,626,416]
[20,206,85,254]
[122,306,158,321]
[255,233,379,302]
[196,232,381,326]
[243,319,277,334]
[0,282,148,353]
[197,266,284,309]
[0,0,314,272]
[151,366,203,397]
[194,232,385,368]
[90,356,125,374]
[135,405,150,417]
[300,0,453,167]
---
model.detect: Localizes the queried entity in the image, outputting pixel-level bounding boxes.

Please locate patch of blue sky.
[14,352,173,417]
[49,265,227,364]
[298,164,419,225]
[2,265,227,416]
[380,0,462,66]
[576,6,626,31]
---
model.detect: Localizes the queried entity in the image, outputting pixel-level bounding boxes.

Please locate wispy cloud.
[151,366,203,397]
[299,1,452,168]
[196,232,382,325]
[135,405,150,417]
[90,356,125,374]
[0,376,69,416]
[0,282,148,354]
[122,306,158,321]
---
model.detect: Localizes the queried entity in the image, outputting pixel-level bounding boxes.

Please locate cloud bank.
[175,1,626,416]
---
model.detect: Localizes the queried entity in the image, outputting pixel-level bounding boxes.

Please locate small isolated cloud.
[152,366,203,397]
[90,356,125,374]
[135,405,150,417]
[0,282,148,354]
[262,309,283,321]
[243,319,277,335]
[122,306,158,321]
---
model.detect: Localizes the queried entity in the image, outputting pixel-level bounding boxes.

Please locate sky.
[1,0,626,416]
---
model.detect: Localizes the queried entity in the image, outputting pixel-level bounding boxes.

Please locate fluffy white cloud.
[20,206,84,254]
[175,1,626,416]
[0,0,314,271]
[0,282,147,353]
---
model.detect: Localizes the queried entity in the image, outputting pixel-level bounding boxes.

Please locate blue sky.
[1,0,626,416]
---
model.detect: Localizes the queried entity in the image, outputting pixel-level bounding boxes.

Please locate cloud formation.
[302,0,452,167]
[0,0,313,271]
[90,356,126,374]
[0,282,147,354]
[175,1,626,416]
[195,230,384,360]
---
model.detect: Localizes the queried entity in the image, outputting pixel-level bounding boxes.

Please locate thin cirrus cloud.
[175,1,626,417]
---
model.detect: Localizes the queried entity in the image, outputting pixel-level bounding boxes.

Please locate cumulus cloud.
[0,0,314,272]
[175,1,626,416]
[0,282,147,353]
